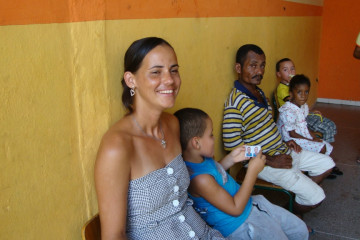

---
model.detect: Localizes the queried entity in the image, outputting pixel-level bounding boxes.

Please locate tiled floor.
[254,103,360,240]
[304,103,360,240]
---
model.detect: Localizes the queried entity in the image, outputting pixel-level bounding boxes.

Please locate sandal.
[332,166,343,175]
[307,225,315,235]
[326,174,337,179]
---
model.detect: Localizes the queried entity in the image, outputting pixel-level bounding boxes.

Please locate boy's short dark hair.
[174,108,209,151]
[236,44,264,66]
[289,74,311,92]
[276,58,292,72]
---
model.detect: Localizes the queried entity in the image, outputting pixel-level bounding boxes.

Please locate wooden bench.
[82,214,101,240]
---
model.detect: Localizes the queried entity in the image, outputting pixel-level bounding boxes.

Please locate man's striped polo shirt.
[222,80,290,156]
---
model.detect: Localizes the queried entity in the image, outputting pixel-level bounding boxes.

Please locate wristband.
[356,32,360,47]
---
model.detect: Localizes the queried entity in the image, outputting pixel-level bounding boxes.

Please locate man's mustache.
[252,75,263,80]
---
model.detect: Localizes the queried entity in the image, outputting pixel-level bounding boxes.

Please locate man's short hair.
[174,108,209,151]
[236,44,264,66]
[276,58,293,72]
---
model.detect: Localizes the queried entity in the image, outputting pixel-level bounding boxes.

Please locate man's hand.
[285,140,302,153]
[265,154,292,169]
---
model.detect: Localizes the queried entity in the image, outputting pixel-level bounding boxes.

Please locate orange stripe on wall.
[0,0,322,26]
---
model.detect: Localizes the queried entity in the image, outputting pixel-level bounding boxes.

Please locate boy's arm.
[190,154,265,217]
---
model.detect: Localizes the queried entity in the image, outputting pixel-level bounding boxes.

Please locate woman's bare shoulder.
[96,117,134,167]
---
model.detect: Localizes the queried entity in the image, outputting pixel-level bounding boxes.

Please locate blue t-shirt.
[185,157,252,237]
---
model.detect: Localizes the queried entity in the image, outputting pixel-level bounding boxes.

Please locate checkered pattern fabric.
[126,154,225,239]
[306,114,337,143]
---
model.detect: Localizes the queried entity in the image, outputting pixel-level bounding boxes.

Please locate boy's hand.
[229,146,250,163]
[248,151,265,174]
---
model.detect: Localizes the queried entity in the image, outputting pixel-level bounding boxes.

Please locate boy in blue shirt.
[174,108,308,240]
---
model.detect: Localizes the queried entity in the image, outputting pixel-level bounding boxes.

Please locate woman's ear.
[124,71,136,88]
[235,63,242,74]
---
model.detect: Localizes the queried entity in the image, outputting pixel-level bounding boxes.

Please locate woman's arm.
[95,133,131,240]
[189,153,265,216]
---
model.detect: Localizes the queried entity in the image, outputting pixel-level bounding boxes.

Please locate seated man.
[222,44,335,219]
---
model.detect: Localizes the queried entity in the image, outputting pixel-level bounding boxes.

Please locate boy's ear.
[235,63,242,74]
[190,137,200,150]
[276,71,281,78]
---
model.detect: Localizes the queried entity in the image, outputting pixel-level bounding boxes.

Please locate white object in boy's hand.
[356,32,360,46]
[245,145,261,157]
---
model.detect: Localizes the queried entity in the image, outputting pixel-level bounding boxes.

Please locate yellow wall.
[0,16,322,239]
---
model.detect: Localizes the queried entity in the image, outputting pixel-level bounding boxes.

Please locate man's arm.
[354,32,360,59]
[354,45,360,59]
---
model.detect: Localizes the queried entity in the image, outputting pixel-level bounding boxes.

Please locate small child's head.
[289,74,311,107]
[276,58,296,85]
[174,108,214,157]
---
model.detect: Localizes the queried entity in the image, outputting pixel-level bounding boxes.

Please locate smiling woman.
[94,37,225,239]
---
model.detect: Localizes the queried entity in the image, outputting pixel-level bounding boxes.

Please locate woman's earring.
[130,87,135,97]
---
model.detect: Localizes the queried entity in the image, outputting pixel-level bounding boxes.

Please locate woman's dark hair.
[121,37,173,113]
[236,44,264,66]
[289,74,311,92]
[174,108,209,151]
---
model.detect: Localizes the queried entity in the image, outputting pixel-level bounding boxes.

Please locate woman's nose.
[163,71,174,84]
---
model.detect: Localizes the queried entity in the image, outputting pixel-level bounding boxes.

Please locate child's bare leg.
[320,145,326,154]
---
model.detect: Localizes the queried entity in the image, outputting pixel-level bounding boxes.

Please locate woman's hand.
[285,140,302,153]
